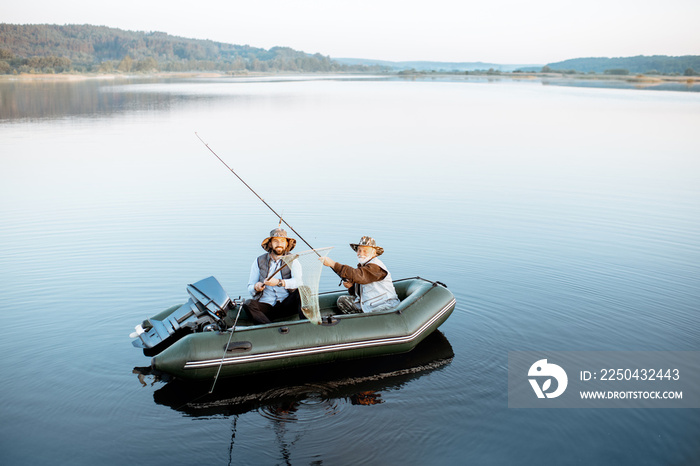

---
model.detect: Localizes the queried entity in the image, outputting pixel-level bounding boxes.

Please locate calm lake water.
[1,75,699,465]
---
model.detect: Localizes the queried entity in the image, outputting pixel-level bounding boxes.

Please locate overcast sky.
[4,0,699,64]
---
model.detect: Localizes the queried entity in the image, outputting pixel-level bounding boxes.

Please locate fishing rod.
[196,133,332,391]
[195,132,321,258]
[210,302,243,393]
[195,133,342,390]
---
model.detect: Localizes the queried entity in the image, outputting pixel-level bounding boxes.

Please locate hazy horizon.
[3,1,699,64]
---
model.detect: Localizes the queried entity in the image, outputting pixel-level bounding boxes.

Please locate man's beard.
[273,246,286,255]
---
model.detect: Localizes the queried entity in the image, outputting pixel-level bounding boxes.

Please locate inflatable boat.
[130,276,455,380]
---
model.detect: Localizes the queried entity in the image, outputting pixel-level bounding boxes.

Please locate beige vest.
[358,257,400,312]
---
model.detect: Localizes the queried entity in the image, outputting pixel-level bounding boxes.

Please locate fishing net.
[282,247,333,325]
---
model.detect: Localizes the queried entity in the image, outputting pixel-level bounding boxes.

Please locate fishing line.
[195,132,321,257]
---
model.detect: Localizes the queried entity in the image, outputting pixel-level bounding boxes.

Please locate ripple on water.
[256,383,347,424]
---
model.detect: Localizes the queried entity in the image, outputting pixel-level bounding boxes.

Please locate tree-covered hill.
[0,23,381,74]
[334,57,542,72]
[544,55,700,75]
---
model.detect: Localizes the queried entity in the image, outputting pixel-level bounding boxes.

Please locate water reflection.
[136,330,453,417]
[393,74,700,92]
[3,73,697,123]
[0,75,385,122]
[0,77,214,121]
[542,77,700,92]
[134,331,452,465]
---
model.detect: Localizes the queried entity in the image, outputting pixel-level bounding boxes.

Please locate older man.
[321,236,400,314]
[243,227,303,324]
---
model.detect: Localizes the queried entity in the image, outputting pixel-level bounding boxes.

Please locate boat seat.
[394,279,423,301]
[222,306,304,326]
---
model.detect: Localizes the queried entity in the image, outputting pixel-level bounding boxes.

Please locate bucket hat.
[349,236,384,256]
[261,228,297,253]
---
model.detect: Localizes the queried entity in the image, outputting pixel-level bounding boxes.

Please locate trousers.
[243,289,303,324]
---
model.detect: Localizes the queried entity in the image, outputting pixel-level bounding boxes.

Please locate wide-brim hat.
[261,228,297,253]
[349,236,384,256]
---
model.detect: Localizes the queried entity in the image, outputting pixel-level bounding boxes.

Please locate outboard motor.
[131,276,233,351]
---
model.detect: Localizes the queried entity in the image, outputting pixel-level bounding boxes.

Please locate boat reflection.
[138,330,454,418]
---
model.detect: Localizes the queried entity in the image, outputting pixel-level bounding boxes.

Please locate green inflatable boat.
[131,277,455,380]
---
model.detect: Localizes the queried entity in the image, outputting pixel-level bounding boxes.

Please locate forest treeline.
[2,23,698,77]
[0,23,383,74]
[540,56,700,75]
